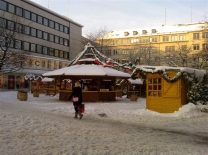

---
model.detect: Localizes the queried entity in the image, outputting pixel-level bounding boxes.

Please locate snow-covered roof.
[43,64,131,78]
[42,77,54,82]
[105,22,206,39]
[128,78,143,85]
[133,65,206,82]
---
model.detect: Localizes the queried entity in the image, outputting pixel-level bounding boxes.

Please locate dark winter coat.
[68,86,83,107]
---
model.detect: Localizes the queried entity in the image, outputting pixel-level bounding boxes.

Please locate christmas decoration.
[67,43,133,71]
[131,66,208,105]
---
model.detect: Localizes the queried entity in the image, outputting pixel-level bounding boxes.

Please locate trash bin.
[130,93,138,101]
[33,90,39,97]
[18,91,28,101]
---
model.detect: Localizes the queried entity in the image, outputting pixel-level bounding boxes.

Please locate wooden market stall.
[131,66,206,113]
[42,63,130,102]
[116,78,145,100]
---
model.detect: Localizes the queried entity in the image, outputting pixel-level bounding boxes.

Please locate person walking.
[68,81,83,119]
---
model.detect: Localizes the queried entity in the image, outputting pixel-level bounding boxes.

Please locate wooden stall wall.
[146,71,186,113]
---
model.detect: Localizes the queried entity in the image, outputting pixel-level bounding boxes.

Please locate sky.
[31,0,208,35]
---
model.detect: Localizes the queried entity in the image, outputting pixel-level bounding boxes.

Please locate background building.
[0,0,83,90]
[99,23,208,70]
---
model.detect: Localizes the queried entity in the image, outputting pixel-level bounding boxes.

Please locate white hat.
[75,81,80,87]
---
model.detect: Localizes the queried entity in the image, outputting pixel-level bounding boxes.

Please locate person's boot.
[74,112,78,118]
[78,111,83,120]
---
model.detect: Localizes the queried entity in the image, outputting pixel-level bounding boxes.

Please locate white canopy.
[42,64,130,78]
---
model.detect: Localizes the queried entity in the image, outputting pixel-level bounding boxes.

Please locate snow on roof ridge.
[106,22,206,38]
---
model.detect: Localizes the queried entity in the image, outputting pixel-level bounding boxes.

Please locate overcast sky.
[31,0,208,35]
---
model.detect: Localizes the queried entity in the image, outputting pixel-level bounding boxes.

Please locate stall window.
[147,78,162,97]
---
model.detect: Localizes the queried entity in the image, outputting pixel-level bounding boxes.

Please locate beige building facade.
[0,0,83,90]
[101,23,208,69]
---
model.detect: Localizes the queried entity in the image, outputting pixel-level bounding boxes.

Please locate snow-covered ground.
[0,91,208,155]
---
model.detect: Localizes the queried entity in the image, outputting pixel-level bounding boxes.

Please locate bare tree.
[0,12,27,75]
[161,43,193,67]
[83,26,114,53]
[124,42,160,66]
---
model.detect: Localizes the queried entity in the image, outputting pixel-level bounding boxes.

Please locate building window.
[181,45,187,51]
[37,45,42,53]
[55,49,59,57]
[8,3,15,14]
[150,37,157,42]
[48,60,51,69]
[59,50,63,58]
[37,30,42,39]
[37,15,42,24]
[43,46,48,55]
[171,36,177,41]
[0,0,7,11]
[55,36,59,44]
[16,23,22,33]
[131,39,138,44]
[202,32,208,38]
[64,39,68,46]
[7,20,14,30]
[24,26,30,35]
[60,24,63,32]
[64,26,68,33]
[16,7,23,16]
[23,42,30,51]
[59,38,63,44]
[43,18,48,26]
[0,17,6,28]
[163,36,169,42]
[55,22,59,30]
[59,62,62,69]
[165,46,175,52]
[31,28,36,37]
[193,33,199,39]
[123,39,130,45]
[30,43,36,52]
[202,44,208,50]
[193,44,199,50]
[49,20,54,29]
[49,48,54,56]
[9,40,14,48]
[179,35,186,41]
[24,10,31,20]
[31,13,37,22]
[15,40,22,49]
[49,34,54,42]
[64,51,68,59]
[122,59,128,63]
[147,78,162,97]
[43,32,48,40]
